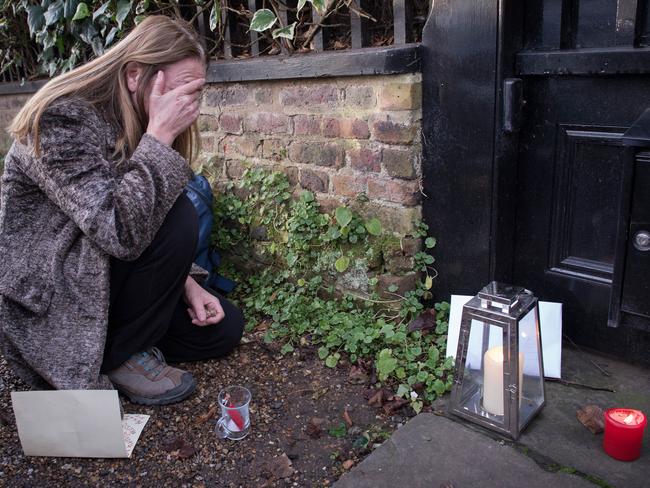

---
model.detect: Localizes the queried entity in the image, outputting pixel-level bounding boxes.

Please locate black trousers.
[100,193,244,373]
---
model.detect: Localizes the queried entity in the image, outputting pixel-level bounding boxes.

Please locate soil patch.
[0,330,412,487]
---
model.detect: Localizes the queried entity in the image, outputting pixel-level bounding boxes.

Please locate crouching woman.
[0,16,244,405]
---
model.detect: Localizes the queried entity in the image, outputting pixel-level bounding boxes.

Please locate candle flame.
[623,413,635,425]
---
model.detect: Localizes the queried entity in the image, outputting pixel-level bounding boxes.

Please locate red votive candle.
[603,408,646,461]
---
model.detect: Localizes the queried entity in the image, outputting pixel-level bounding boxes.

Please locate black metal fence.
[198,0,429,60]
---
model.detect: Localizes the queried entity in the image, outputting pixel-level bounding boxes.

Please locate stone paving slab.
[336,348,650,488]
[335,413,592,488]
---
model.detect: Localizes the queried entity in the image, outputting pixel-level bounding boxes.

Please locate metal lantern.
[449,282,545,439]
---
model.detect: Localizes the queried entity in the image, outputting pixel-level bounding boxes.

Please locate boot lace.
[134,347,167,378]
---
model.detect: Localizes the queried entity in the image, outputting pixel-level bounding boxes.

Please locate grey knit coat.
[0,97,203,390]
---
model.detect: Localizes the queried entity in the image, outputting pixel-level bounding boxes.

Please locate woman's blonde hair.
[9,15,206,163]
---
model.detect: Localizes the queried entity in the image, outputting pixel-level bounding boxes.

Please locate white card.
[445,295,562,379]
[11,390,149,458]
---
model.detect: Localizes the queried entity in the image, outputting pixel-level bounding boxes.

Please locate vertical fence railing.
[201,0,425,60]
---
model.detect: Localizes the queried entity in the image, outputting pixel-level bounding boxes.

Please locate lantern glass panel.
[518,307,544,429]
[456,319,507,423]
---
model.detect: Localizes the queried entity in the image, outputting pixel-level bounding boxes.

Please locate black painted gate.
[422,0,650,363]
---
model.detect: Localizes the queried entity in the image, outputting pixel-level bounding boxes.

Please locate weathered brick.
[349,202,421,235]
[219,113,243,134]
[244,112,291,135]
[263,139,289,161]
[370,115,418,144]
[220,135,261,158]
[316,195,345,215]
[200,135,217,153]
[332,173,367,198]
[377,273,419,299]
[378,82,422,110]
[300,169,330,193]
[272,164,300,185]
[204,85,249,107]
[382,147,417,179]
[293,115,322,136]
[345,86,376,108]
[339,119,370,139]
[367,177,420,206]
[401,237,422,256]
[280,85,340,107]
[254,88,273,104]
[200,154,225,176]
[198,114,219,131]
[225,159,248,179]
[322,118,340,138]
[289,142,344,167]
[347,147,381,173]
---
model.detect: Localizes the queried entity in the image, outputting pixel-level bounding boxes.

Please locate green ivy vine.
[208,166,454,413]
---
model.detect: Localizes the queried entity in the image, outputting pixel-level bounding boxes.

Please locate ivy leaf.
[297,0,308,11]
[387,284,399,293]
[64,0,81,20]
[44,0,65,26]
[433,379,447,396]
[411,400,423,414]
[364,218,382,236]
[209,4,220,31]
[92,1,110,22]
[105,26,118,46]
[250,9,277,32]
[425,275,433,290]
[272,22,296,40]
[91,36,104,56]
[328,422,346,438]
[376,349,397,380]
[280,343,294,355]
[72,2,90,21]
[318,346,329,360]
[135,0,149,15]
[335,207,352,227]
[334,256,350,273]
[310,0,326,15]
[325,354,339,368]
[26,5,45,36]
[300,190,315,202]
[396,384,409,398]
[115,0,132,29]
[425,237,437,248]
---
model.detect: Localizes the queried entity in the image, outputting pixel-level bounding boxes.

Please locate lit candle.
[603,408,646,461]
[482,346,524,416]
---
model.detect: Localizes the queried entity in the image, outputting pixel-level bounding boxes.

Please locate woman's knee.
[150,193,198,258]
[220,303,245,353]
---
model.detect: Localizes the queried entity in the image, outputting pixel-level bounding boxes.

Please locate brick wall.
[0,73,424,293]
[0,94,31,158]
[198,73,423,237]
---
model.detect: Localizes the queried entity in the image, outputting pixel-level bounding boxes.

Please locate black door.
[512,1,650,362]
[421,0,650,364]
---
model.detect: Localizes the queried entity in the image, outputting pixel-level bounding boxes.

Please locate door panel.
[513,76,650,362]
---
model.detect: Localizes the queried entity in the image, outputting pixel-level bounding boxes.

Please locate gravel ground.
[0,328,412,487]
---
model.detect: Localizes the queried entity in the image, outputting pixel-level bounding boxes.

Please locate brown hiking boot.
[107,347,196,405]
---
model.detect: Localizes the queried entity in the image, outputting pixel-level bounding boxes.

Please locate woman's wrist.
[146,127,174,146]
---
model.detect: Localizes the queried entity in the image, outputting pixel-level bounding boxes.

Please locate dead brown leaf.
[367,389,384,407]
[407,308,437,333]
[347,365,369,385]
[383,397,409,415]
[162,436,197,459]
[576,404,605,434]
[264,453,294,479]
[343,407,353,428]
[305,417,326,439]
[195,405,218,425]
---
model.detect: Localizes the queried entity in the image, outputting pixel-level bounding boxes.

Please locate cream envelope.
[11,390,149,458]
